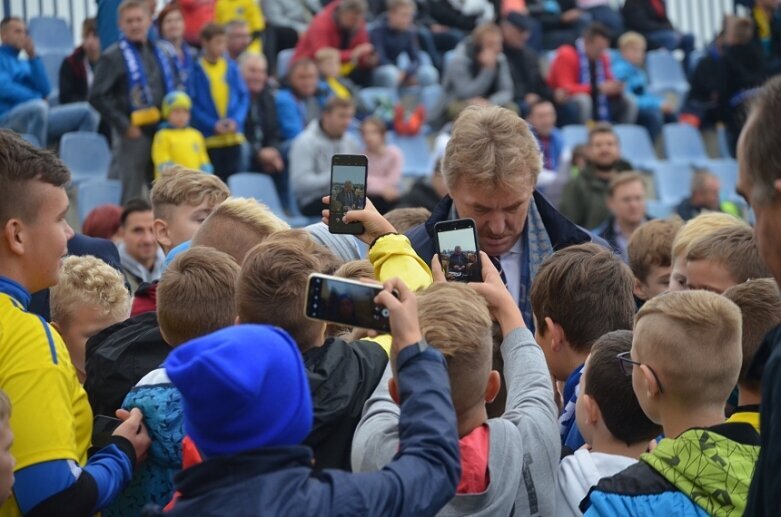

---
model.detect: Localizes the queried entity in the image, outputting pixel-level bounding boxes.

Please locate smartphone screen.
[329,154,368,235]
[92,415,122,449]
[306,274,390,332]
[435,219,482,283]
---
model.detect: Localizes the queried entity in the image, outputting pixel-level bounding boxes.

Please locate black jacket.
[59,46,91,104]
[84,311,171,416]
[503,45,553,101]
[244,86,283,170]
[622,0,674,34]
[303,337,388,471]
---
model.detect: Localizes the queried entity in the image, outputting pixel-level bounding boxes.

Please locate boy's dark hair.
[0,130,70,225]
[120,198,152,226]
[588,121,616,144]
[686,225,771,284]
[200,22,226,41]
[585,330,662,446]
[0,17,22,30]
[584,21,612,42]
[530,243,635,352]
[527,99,554,116]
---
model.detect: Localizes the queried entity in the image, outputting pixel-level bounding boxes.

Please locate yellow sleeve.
[195,130,212,170]
[151,130,173,177]
[247,0,265,32]
[369,233,432,292]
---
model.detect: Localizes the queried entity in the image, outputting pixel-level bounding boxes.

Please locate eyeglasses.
[616,351,664,394]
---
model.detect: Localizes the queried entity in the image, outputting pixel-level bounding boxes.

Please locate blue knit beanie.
[164,324,313,457]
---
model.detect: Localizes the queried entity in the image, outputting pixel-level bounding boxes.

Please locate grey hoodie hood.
[117,241,165,287]
[555,450,637,517]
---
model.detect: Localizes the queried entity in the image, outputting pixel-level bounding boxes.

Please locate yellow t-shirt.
[201,58,245,148]
[214,0,264,54]
[152,126,212,176]
[0,287,92,517]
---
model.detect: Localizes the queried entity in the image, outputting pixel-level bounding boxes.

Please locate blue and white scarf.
[576,38,610,122]
[119,35,176,111]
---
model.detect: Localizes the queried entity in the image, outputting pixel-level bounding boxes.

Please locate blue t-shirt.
[559,364,585,450]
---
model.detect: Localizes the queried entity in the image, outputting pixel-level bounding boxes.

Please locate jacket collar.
[0,276,31,309]
[0,44,20,57]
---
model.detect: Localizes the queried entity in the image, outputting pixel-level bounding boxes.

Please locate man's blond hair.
[671,212,747,260]
[417,283,493,413]
[191,197,290,263]
[50,255,131,324]
[618,31,646,51]
[150,167,230,220]
[157,247,240,347]
[443,106,542,192]
[383,207,431,234]
[334,259,375,281]
[635,290,742,408]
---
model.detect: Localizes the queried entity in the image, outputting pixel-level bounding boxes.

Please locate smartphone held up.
[305,273,391,332]
[435,218,483,283]
[329,154,368,235]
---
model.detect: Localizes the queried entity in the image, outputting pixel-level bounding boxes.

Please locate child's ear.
[388,377,400,405]
[234,315,241,325]
[50,320,61,335]
[485,370,501,404]
[153,219,172,250]
[545,317,565,352]
[639,364,662,399]
[633,277,648,301]
[582,393,600,425]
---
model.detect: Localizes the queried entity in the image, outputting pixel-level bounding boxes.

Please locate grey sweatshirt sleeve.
[289,135,329,206]
[447,55,502,101]
[351,362,401,472]
[261,0,310,33]
[488,56,515,107]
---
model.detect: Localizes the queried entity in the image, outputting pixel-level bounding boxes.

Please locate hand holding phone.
[466,251,525,334]
[374,277,422,356]
[321,195,396,245]
[434,218,482,283]
[113,408,152,464]
[92,415,123,449]
[329,154,368,235]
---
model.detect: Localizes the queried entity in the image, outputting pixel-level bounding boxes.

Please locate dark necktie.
[489,256,508,287]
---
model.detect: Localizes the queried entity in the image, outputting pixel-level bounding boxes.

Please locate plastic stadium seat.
[77,179,121,224]
[562,125,589,151]
[276,48,295,79]
[707,159,739,201]
[59,131,111,184]
[662,123,709,164]
[688,48,706,79]
[20,133,40,147]
[647,49,690,101]
[28,16,72,53]
[653,162,693,205]
[388,132,431,177]
[717,124,733,158]
[40,51,68,91]
[443,50,457,70]
[646,199,675,219]
[614,124,662,170]
[228,172,311,227]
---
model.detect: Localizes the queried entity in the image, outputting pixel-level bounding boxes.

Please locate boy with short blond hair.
[723,278,781,432]
[627,217,683,302]
[353,258,560,516]
[583,290,759,516]
[530,242,636,451]
[383,207,431,234]
[50,255,132,383]
[685,225,771,293]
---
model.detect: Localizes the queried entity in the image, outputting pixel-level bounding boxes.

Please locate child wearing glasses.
[582,290,760,517]
[530,243,637,453]
[555,330,661,517]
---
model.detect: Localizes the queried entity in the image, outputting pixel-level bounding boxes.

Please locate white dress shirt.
[499,237,523,305]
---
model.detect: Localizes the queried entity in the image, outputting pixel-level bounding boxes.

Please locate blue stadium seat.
[28,16,72,53]
[717,124,733,158]
[388,132,431,177]
[276,48,295,79]
[59,131,111,184]
[562,125,589,152]
[688,48,706,79]
[647,49,690,104]
[662,123,709,164]
[614,124,662,170]
[707,159,739,201]
[228,172,312,227]
[443,50,457,70]
[77,179,121,224]
[646,199,675,219]
[20,133,41,147]
[653,162,693,205]
[40,51,68,92]
[420,84,444,120]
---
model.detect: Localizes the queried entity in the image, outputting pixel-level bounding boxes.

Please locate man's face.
[322,107,355,138]
[337,9,363,31]
[450,180,533,256]
[21,183,74,293]
[119,6,151,43]
[82,31,101,57]
[694,177,721,210]
[527,102,556,137]
[204,34,227,60]
[290,64,318,97]
[160,9,185,41]
[685,259,736,293]
[454,246,462,254]
[737,117,781,283]
[0,420,13,503]
[122,210,158,264]
[481,32,503,54]
[589,133,620,168]
[156,200,217,252]
[1,19,26,49]
[56,304,126,375]
[242,57,268,94]
[635,264,672,301]
[227,24,251,58]
[607,180,646,226]
[585,35,609,61]
[500,22,529,49]
[668,254,688,292]
[388,6,415,30]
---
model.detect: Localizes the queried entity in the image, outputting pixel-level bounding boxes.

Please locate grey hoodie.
[289,119,361,208]
[555,449,637,517]
[441,39,514,108]
[351,327,560,516]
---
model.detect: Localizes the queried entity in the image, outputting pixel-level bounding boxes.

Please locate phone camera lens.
[381,308,390,318]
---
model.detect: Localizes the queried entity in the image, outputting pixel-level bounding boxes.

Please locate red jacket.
[293,1,370,66]
[179,0,215,45]
[547,45,615,95]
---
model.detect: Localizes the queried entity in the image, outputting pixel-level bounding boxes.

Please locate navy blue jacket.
[162,344,460,517]
[369,16,422,75]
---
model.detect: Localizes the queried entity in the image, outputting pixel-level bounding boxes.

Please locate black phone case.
[329,155,368,235]
[434,219,483,283]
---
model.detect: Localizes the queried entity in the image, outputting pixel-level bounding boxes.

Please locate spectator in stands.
[397,158,448,211]
[738,74,781,517]
[0,17,99,147]
[276,58,328,142]
[189,23,249,181]
[612,31,675,141]
[179,0,214,46]
[751,0,781,72]
[595,172,649,260]
[152,91,212,175]
[527,100,563,172]
[241,54,286,194]
[291,97,361,216]
[90,0,177,203]
[548,23,636,125]
[559,123,633,229]
[407,106,606,332]
[226,19,253,61]
[370,0,439,88]
[50,255,131,383]
[119,199,165,294]
[259,0,303,76]
[158,3,196,87]
[676,170,721,221]
[440,23,515,121]
[59,18,102,105]
[293,0,379,87]
[621,0,695,67]
[680,31,724,128]
[214,0,265,55]
[628,217,683,304]
[0,130,150,517]
[500,13,554,115]
[315,47,361,101]
[576,0,624,37]
[362,117,403,213]
[83,204,123,243]
[527,0,592,50]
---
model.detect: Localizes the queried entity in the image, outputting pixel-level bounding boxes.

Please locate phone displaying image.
[92,415,122,449]
[329,154,368,235]
[434,218,482,283]
[305,273,390,332]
